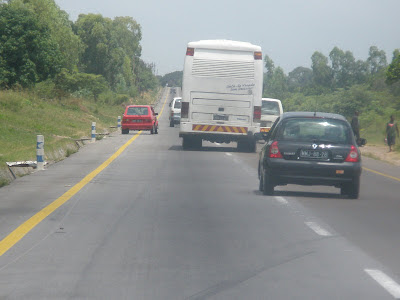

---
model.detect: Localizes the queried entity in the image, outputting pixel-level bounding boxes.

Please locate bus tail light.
[186,47,194,56]
[181,102,189,118]
[254,51,262,60]
[253,106,261,122]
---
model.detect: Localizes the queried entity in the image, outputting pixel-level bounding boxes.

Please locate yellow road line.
[0,89,170,257]
[157,87,170,119]
[363,167,400,182]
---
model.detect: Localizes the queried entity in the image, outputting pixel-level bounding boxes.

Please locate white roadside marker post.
[36,135,44,170]
[91,122,96,143]
[118,116,121,132]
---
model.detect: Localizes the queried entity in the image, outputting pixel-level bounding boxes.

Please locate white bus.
[179,40,263,152]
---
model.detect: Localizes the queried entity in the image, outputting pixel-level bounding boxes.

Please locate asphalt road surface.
[0,87,400,299]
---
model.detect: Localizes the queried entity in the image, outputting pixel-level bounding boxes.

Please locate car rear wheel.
[262,170,274,195]
[341,177,360,199]
[170,121,174,127]
[150,125,155,134]
[155,125,158,134]
[259,169,264,191]
[121,128,129,134]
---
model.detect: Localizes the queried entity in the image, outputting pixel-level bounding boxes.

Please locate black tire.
[150,125,155,134]
[343,176,360,199]
[237,140,247,152]
[121,128,129,134]
[247,139,256,153]
[155,125,158,134]
[262,169,274,195]
[170,121,174,127]
[259,170,264,191]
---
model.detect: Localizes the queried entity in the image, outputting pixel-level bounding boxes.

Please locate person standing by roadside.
[386,115,399,152]
[351,111,360,143]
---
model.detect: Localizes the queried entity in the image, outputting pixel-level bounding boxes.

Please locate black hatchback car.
[258,112,362,198]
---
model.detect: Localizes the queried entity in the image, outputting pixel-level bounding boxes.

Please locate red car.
[121,105,159,134]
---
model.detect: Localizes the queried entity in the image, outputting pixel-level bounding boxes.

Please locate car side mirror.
[263,132,270,141]
[357,138,366,147]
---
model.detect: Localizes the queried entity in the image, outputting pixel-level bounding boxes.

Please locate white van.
[179,40,263,152]
[259,98,283,139]
[169,97,181,127]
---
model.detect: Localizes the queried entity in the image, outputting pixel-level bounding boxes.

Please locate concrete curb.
[0,130,117,187]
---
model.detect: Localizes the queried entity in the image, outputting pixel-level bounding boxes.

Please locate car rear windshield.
[276,118,351,144]
[262,101,280,116]
[174,100,181,109]
[127,107,148,116]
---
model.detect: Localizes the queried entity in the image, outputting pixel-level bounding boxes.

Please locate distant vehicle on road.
[258,112,362,198]
[169,97,182,127]
[121,105,158,135]
[259,98,283,139]
[179,39,263,152]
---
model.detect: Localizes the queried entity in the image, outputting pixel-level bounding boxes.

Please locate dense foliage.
[0,0,158,100]
[263,46,400,146]
[158,71,183,87]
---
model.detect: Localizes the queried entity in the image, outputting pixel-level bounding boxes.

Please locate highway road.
[0,87,400,299]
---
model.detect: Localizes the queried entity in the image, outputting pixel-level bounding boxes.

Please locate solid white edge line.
[225,153,232,156]
[365,269,400,299]
[305,221,332,237]
[274,196,288,205]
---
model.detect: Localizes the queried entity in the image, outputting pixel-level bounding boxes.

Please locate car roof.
[126,105,151,108]
[280,112,347,121]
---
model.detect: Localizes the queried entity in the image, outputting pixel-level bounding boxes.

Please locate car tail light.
[253,106,261,122]
[186,47,194,56]
[269,141,283,158]
[181,102,189,118]
[254,51,262,60]
[345,145,359,162]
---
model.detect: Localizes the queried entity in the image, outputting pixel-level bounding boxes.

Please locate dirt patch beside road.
[361,145,400,167]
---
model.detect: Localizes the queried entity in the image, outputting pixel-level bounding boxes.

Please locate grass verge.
[0,88,160,171]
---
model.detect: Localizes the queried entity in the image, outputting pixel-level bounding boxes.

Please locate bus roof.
[187,40,261,52]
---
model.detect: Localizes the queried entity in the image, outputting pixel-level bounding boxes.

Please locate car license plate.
[213,114,229,121]
[132,119,142,122]
[300,150,328,159]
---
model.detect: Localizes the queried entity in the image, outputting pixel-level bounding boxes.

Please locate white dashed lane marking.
[225,153,232,156]
[365,269,400,299]
[305,221,332,237]
[274,196,288,205]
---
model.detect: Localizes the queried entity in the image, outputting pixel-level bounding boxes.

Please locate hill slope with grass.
[0,88,159,186]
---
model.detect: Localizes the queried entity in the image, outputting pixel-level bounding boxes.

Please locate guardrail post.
[36,135,44,170]
[91,122,96,142]
[118,116,121,131]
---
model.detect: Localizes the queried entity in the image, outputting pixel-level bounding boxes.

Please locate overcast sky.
[55,0,400,76]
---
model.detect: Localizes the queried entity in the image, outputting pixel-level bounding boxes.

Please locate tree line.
[0,0,159,103]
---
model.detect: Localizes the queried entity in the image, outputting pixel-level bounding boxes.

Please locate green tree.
[0,1,63,87]
[386,49,400,85]
[367,46,387,75]
[22,0,84,71]
[311,51,333,89]
[159,71,183,87]
[329,47,356,88]
[75,14,113,77]
[287,66,313,92]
